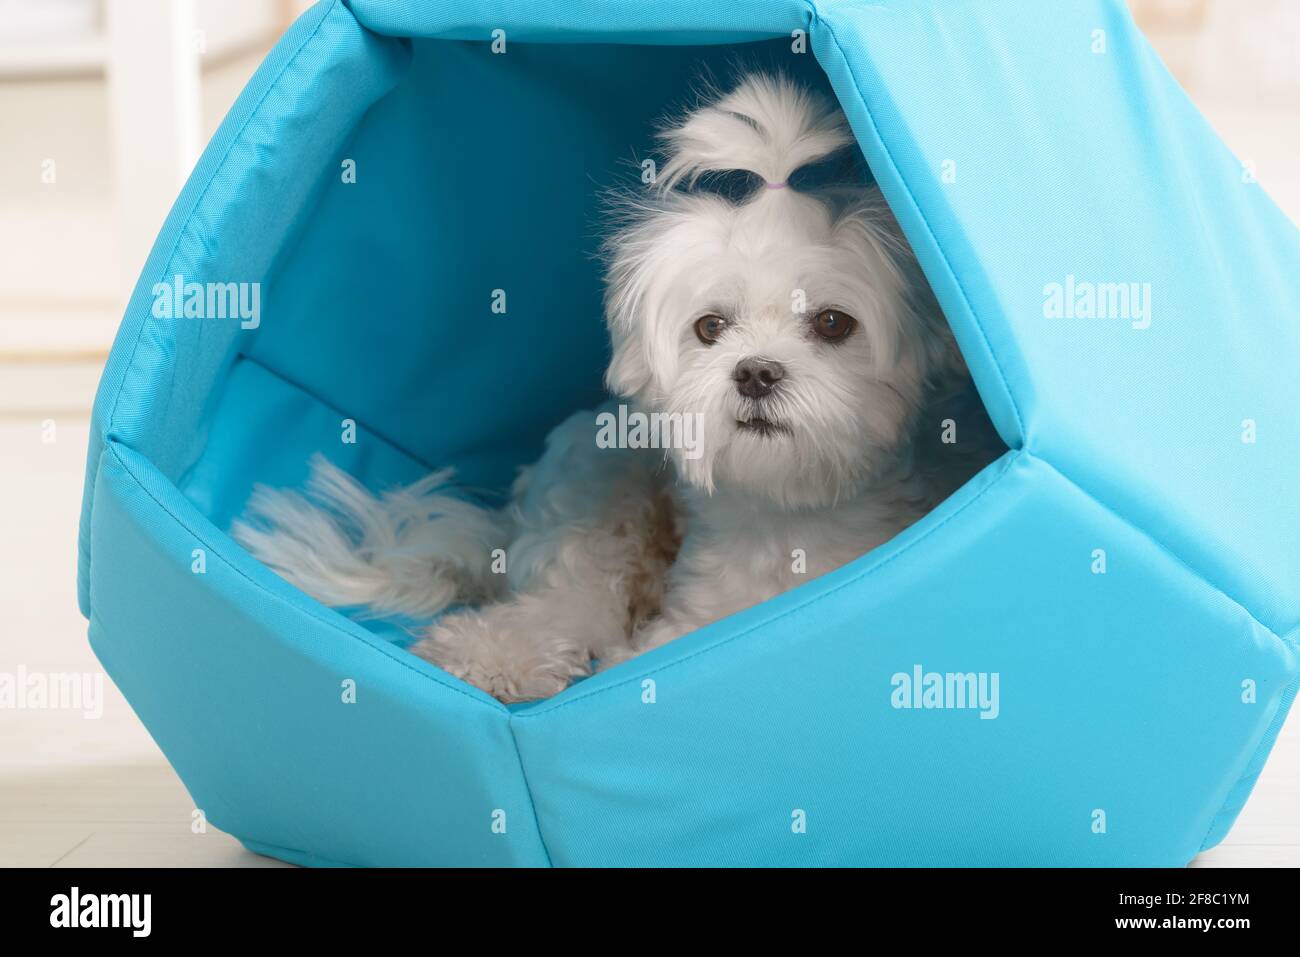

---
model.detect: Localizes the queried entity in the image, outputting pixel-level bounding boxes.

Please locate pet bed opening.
[167,34,1004,649]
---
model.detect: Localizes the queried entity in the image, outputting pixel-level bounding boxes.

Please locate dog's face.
[605,184,957,509]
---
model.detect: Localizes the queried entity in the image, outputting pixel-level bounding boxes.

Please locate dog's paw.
[411,610,590,703]
[594,642,642,672]
[596,618,685,672]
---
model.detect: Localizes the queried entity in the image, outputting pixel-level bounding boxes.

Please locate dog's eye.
[694,314,728,345]
[811,308,856,342]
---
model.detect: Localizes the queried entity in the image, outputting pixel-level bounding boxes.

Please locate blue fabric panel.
[78,0,408,616]
[512,452,1298,866]
[88,441,547,866]
[181,357,434,534]
[812,0,1300,635]
[348,0,812,43]
[1200,665,1300,850]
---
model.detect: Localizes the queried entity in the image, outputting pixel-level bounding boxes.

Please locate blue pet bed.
[78,0,1299,866]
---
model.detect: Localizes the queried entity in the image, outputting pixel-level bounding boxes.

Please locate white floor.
[0,417,1296,867]
[0,417,287,867]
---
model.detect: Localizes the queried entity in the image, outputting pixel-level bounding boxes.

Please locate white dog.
[235,74,998,702]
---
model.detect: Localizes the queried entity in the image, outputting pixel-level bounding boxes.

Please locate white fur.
[236,74,999,702]
[232,455,508,618]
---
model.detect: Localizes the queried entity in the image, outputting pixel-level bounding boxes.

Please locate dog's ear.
[601,200,681,400]
[604,314,652,399]
[834,187,967,394]
[602,230,653,398]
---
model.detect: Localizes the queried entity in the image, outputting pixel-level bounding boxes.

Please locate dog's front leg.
[411,412,676,701]
[413,508,678,698]
[411,587,611,702]
[597,614,695,672]
[413,527,667,701]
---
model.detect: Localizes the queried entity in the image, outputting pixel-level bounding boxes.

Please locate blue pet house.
[78,0,1299,866]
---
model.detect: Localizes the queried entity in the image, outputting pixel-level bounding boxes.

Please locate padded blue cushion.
[79,0,1299,866]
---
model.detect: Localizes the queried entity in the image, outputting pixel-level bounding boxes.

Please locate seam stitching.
[102,0,341,444]
[506,716,555,867]
[816,10,1029,445]
[235,353,441,471]
[1037,457,1290,644]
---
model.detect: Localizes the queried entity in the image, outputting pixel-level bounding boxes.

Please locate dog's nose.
[733,357,786,398]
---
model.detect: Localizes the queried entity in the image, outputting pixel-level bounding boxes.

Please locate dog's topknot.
[654,73,854,194]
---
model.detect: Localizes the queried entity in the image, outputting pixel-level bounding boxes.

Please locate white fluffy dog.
[235,74,998,702]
